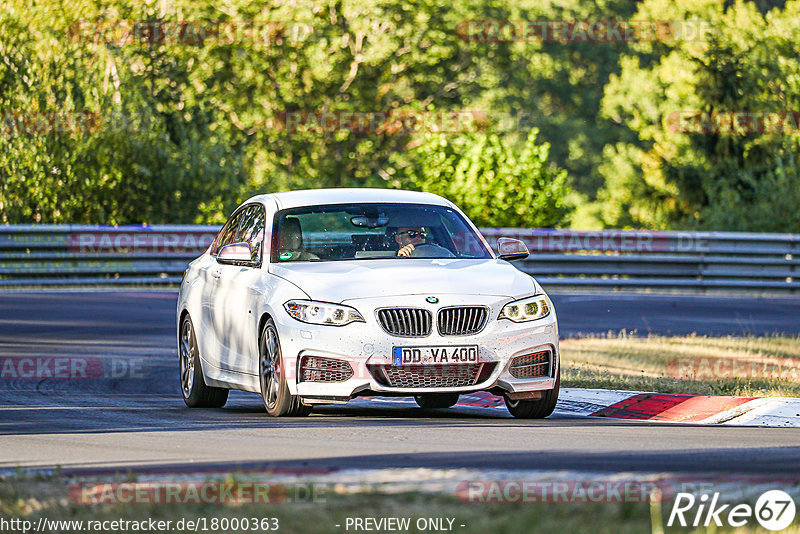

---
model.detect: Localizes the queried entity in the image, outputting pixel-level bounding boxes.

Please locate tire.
[179,314,229,408]
[259,318,312,417]
[503,369,560,419]
[414,393,460,409]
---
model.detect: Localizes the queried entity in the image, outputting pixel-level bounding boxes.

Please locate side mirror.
[217,242,253,265]
[497,237,529,262]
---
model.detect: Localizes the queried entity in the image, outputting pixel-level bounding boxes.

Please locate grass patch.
[561,334,800,396]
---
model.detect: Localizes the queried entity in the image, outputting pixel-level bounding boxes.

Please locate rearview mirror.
[217,242,253,265]
[351,216,390,228]
[497,237,529,262]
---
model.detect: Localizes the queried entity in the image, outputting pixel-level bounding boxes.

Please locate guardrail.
[0,225,798,292]
[480,229,800,293]
[0,225,219,287]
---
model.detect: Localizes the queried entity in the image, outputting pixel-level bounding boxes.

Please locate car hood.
[268,259,537,302]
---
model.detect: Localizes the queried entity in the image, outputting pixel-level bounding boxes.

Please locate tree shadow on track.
[0,388,679,436]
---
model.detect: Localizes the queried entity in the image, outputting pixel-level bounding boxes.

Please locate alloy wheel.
[179,319,195,397]
[260,325,281,410]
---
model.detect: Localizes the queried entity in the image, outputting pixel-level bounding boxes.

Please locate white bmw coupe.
[177,189,560,418]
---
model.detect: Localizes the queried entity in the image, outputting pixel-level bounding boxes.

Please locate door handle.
[211,269,222,279]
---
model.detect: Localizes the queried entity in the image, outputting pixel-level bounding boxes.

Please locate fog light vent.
[299,356,354,382]
[509,350,551,379]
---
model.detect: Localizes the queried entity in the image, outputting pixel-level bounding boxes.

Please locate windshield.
[271,203,493,262]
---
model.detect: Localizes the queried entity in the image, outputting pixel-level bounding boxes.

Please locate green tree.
[473,0,642,203]
[392,128,573,227]
[0,0,248,224]
[598,0,800,231]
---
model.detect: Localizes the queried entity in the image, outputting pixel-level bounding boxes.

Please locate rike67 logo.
[668,490,796,531]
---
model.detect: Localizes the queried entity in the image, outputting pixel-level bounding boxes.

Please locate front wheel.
[414,393,460,409]
[179,314,228,408]
[503,370,559,419]
[259,319,311,417]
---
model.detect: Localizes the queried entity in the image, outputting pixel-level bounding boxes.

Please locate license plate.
[392,345,479,365]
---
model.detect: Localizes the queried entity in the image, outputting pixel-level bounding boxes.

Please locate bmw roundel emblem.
[426,296,439,304]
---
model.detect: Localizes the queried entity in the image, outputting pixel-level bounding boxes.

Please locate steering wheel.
[410,244,456,258]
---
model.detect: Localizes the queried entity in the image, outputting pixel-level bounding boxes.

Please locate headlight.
[284,300,365,326]
[498,295,551,322]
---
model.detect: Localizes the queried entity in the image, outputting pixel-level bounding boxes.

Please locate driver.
[394,226,427,257]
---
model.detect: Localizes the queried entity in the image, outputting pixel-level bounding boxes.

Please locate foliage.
[598,0,800,231]
[1,0,799,231]
[0,1,247,224]
[1,0,542,225]
[393,128,572,228]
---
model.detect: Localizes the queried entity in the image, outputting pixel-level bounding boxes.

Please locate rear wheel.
[414,393,460,409]
[259,319,311,417]
[503,369,559,419]
[179,314,228,408]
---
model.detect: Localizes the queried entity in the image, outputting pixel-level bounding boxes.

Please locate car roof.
[243,188,453,210]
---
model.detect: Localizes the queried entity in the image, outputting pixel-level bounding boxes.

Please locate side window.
[239,204,266,263]
[211,210,244,256]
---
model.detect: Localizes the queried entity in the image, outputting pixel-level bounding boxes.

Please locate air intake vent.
[369,363,494,388]
[376,308,432,337]
[299,356,354,382]
[508,350,551,379]
[437,306,489,336]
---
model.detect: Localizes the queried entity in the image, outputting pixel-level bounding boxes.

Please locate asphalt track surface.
[1,290,800,477]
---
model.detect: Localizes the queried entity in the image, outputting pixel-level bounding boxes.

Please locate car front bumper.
[273,294,560,402]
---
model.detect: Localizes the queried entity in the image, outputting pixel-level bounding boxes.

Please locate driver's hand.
[397,244,415,257]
